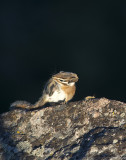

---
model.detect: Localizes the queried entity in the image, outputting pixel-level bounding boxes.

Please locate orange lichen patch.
[85,96,95,100]
[17,131,20,134]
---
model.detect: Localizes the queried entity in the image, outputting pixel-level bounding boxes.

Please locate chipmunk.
[10,71,79,109]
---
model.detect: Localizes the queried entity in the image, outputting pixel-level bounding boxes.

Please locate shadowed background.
[1,1,126,113]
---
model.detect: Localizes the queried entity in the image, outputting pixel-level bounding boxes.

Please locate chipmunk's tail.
[32,95,47,109]
[10,95,47,109]
[10,101,32,109]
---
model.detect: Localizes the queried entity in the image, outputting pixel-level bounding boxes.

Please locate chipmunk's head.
[52,71,78,86]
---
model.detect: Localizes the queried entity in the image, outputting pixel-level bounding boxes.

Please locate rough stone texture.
[0,98,126,160]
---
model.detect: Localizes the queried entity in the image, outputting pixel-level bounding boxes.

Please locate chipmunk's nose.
[75,74,79,80]
[75,77,79,82]
[71,76,79,82]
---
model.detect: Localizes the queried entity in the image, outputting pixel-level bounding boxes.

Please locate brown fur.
[61,85,76,102]
[10,71,78,109]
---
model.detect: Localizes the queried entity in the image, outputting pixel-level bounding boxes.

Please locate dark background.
[1,1,126,113]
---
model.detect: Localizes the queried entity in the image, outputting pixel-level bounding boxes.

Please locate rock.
[0,98,126,160]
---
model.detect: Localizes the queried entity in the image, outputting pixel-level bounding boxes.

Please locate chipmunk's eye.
[59,79,64,82]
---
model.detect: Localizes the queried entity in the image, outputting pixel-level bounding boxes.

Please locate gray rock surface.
[0,98,126,160]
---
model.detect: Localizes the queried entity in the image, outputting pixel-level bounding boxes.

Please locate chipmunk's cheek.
[68,82,75,86]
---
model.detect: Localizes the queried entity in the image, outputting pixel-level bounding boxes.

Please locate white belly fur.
[47,89,66,102]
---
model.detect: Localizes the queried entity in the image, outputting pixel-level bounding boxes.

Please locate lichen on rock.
[0,98,126,159]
